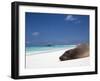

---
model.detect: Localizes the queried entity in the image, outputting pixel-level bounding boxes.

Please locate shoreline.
[26,47,75,56]
[26,45,76,55]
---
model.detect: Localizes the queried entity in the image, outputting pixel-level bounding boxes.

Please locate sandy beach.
[26,48,90,69]
[25,12,90,69]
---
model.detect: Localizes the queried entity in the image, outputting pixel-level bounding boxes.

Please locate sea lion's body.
[59,44,89,61]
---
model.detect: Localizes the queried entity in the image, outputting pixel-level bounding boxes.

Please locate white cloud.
[32,32,39,36]
[65,15,81,24]
[65,15,76,21]
[75,20,81,24]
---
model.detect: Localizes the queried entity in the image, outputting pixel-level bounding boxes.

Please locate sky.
[25,12,89,46]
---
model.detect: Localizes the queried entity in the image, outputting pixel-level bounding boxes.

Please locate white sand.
[26,48,90,69]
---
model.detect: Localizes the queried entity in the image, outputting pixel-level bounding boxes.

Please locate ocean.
[26,45,76,55]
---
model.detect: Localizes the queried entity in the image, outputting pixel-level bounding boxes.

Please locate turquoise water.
[26,45,76,55]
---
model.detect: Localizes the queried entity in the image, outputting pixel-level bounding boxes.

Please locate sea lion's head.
[59,49,74,61]
[59,49,78,61]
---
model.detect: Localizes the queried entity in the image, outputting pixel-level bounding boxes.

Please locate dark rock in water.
[46,44,53,47]
[59,43,89,61]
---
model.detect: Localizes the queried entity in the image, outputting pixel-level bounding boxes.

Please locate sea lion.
[59,43,89,61]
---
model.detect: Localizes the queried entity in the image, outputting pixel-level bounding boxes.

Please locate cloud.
[65,15,81,24]
[32,32,40,36]
[75,20,81,24]
[65,15,76,21]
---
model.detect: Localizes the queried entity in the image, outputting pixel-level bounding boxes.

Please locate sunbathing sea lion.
[59,43,89,61]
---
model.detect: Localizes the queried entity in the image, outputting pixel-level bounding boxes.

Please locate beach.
[26,48,90,69]
[25,13,90,69]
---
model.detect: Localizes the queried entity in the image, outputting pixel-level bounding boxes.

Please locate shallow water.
[26,45,76,55]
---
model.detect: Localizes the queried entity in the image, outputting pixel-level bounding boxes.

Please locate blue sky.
[25,12,89,46]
